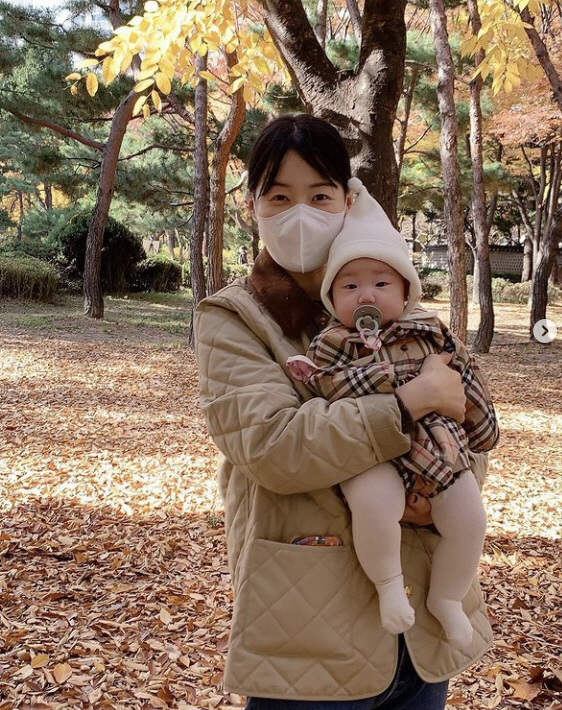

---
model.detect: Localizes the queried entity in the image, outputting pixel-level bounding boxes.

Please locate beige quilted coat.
[194,275,492,702]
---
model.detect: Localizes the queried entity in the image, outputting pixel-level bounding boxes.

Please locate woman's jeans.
[245,635,448,710]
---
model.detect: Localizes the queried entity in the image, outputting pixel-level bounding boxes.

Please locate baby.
[287,180,499,650]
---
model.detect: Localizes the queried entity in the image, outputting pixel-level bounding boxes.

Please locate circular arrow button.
[533,318,558,343]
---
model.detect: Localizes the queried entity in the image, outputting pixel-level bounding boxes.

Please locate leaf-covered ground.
[0,294,561,710]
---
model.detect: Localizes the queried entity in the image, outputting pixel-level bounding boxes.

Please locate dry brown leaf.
[30,654,49,669]
[52,663,73,684]
[0,298,561,709]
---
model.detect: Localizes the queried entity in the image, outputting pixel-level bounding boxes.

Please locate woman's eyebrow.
[270,180,336,188]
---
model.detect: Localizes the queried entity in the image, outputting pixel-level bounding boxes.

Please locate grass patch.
[1,292,192,344]
[105,292,192,335]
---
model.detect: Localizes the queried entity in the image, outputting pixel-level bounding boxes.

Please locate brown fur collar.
[247,249,328,340]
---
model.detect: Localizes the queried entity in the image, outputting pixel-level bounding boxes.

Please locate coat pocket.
[240,538,355,660]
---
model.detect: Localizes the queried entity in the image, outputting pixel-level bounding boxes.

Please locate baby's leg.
[340,464,415,635]
[427,471,487,650]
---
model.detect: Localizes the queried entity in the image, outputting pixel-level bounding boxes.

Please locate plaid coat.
[292,308,499,494]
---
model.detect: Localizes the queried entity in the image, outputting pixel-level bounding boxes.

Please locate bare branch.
[4,109,104,151]
[166,93,195,124]
[118,143,193,162]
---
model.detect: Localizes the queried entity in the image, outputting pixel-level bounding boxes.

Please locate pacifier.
[353,305,383,351]
[353,305,383,332]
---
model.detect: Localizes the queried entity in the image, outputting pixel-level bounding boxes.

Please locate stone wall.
[421,245,562,276]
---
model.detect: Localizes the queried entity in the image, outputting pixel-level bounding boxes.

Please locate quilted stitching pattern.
[242,540,355,659]
[195,286,493,700]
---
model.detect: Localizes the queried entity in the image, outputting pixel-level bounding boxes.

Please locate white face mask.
[257,203,346,273]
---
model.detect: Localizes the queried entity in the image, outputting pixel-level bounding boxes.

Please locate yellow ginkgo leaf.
[134,78,155,93]
[151,89,163,112]
[143,103,151,119]
[155,72,172,94]
[65,72,82,82]
[76,58,100,69]
[133,94,148,115]
[86,73,99,97]
[198,70,216,83]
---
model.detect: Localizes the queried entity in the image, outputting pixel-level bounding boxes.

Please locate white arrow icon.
[533,318,558,344]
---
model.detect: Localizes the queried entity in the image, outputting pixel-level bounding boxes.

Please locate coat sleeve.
[304,328,396,403]
[450,334,500,453]
[194,297,412,495]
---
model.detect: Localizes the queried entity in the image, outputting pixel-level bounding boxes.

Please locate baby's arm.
[288,326,396,403]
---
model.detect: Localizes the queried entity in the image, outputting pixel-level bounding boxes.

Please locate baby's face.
[331,258,407,330]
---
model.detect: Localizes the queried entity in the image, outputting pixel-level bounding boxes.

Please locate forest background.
[1,0,561,345]
[1,1,562,708]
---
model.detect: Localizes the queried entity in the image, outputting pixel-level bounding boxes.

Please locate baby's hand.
[286,355,318,382]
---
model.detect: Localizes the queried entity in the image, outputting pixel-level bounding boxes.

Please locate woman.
[194,114,492,709]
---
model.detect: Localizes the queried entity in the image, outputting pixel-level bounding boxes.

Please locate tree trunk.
[396,64,420,177]
[429,0,467,340]
[314,0,328,48]
[551,256,560,285]
[188,54,209,348]
[467,0,494,354]
[206,54,246,296]
[166,229,175,257]
[518,6,562,113]
[261,0,407,221]
[530,206,562,337]
[17,191,24,241]
[83,90,138,319]
[44,182,53,210]
[345,0,362,44]
[522,236,533,281]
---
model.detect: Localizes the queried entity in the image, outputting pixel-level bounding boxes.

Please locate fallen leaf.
[53,663,73,684]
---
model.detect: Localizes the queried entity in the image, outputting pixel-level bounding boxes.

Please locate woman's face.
[251,150,348,217]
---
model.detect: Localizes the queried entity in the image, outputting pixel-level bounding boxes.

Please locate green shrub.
[0,236,59,264]
[420,276,443,300]
[131,253,183,292]
[0,254,58,302]
[489,277,562,304]
[51,211,145,294]
[223,262,250,286]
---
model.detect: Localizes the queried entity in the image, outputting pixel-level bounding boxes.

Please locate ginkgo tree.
[68,0,282,320]
[461,0,562,337]
[68,0,281,112]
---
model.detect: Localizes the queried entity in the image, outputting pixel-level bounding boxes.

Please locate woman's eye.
[313,193,331,202]
[270,194,289,202]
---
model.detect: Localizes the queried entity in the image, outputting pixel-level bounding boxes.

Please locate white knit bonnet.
[320,178,422,318]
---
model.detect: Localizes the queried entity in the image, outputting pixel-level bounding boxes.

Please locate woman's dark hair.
[247,114,352,197]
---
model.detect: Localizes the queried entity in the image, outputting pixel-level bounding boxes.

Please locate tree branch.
[258,0,339,104]
[515,5,562,113]
[166,93,195,124]
[4,108,104,151]
[118,143,193,162]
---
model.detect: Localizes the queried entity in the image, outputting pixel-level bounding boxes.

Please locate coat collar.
[247,249,328,340]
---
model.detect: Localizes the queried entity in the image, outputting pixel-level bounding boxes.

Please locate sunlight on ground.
[0,296,561,709]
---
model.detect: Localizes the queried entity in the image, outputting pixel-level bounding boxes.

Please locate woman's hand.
[396,351,466,423]
[400,475,437,526]
[401,491,433,526]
